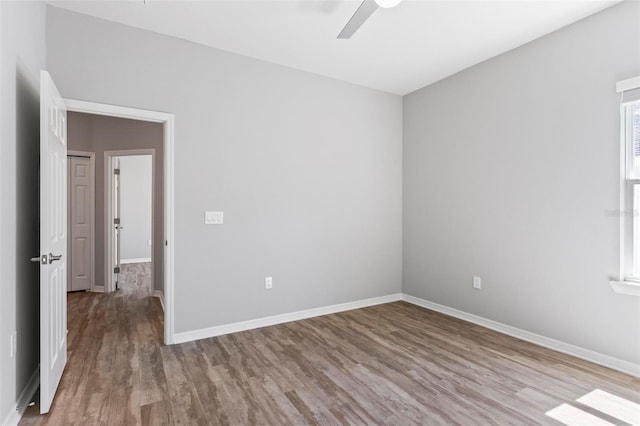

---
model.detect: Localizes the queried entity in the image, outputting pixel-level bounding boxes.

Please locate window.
[612,77,640,295]
[624,101,640,280]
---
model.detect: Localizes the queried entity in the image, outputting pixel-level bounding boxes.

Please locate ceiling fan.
[337,0,402,39]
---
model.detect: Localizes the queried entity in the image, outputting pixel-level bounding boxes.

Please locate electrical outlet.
[473,276,482,290]
[265,277,273,289]
[10,332,16,358]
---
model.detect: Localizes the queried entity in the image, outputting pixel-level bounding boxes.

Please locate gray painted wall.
[0,0,45,421]
[48,7,404,333]
[67,112,164,294]
[0,3,637,418]
[119,155,153,261]
[403,1,640,364]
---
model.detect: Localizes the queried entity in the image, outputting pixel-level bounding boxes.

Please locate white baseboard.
[90,285,105,293]
[168,290,639,378]
[120,257,151,264]
[153,290,165,312]
[2,365,39,426]
[173,293,403,344]
[401,294,640,378]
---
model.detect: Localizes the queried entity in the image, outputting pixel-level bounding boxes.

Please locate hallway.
[21,263,166,424]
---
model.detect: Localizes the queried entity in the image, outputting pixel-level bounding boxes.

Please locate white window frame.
[611,76,640,296]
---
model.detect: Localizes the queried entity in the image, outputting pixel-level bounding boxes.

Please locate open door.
[113,158,122,290]
[39,71,68,414]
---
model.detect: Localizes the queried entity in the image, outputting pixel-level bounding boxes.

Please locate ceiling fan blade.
[337,0,379,39]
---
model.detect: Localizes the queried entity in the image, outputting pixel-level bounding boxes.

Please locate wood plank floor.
[21,267,639,425]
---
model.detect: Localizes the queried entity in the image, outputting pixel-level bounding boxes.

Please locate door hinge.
[114,266,120,274]
[114,218,120,225]
[114,168,120,175]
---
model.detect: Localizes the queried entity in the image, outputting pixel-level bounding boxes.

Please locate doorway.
[65,99,175,345]
[105,151,155,293]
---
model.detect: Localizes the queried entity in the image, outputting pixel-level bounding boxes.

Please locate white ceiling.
[49,0,619,95]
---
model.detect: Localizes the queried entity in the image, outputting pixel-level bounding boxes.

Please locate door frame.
[104,149,156,295]
[64,98,175,345]
[67,150,96,292]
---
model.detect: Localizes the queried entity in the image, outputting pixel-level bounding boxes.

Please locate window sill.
[609,281,640,296]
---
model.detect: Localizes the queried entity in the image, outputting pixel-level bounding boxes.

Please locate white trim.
[120,257,152,264]
[173,293,403,344]
[90,286,105,294]
[154,290,165,312]
[64,98,175,345]
[64,99,170,123]
[616,76,640,93]
[2,366,40,426]
[401,294,640,378]
[618,103,627,281]
[171,292,639,377]
[0,4,3,420]
[67,151,96,292]
[609,281,640,296]
[163,114,175,345]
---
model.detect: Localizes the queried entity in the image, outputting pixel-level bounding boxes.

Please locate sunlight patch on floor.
[546,389,640,426]
[577,389,640,426]
[546,403,615,426]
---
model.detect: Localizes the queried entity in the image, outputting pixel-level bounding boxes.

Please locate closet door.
[68,156,94,291]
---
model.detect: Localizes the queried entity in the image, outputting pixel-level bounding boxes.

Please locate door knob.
[49,253,62,264]
[30,255,47,265]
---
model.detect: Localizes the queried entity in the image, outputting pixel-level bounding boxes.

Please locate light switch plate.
[473,276,482,290]
[205,211,224,225]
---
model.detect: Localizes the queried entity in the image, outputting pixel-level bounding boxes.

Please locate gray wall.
[48,7,404,333]
[119,155,153,261]
[403,0,640,364]
[0,0,45,422]
[67,112,164,293]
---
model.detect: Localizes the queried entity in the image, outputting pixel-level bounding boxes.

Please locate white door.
[39,70,67,414]
[113,158,122,290]
[68,156,93,291]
